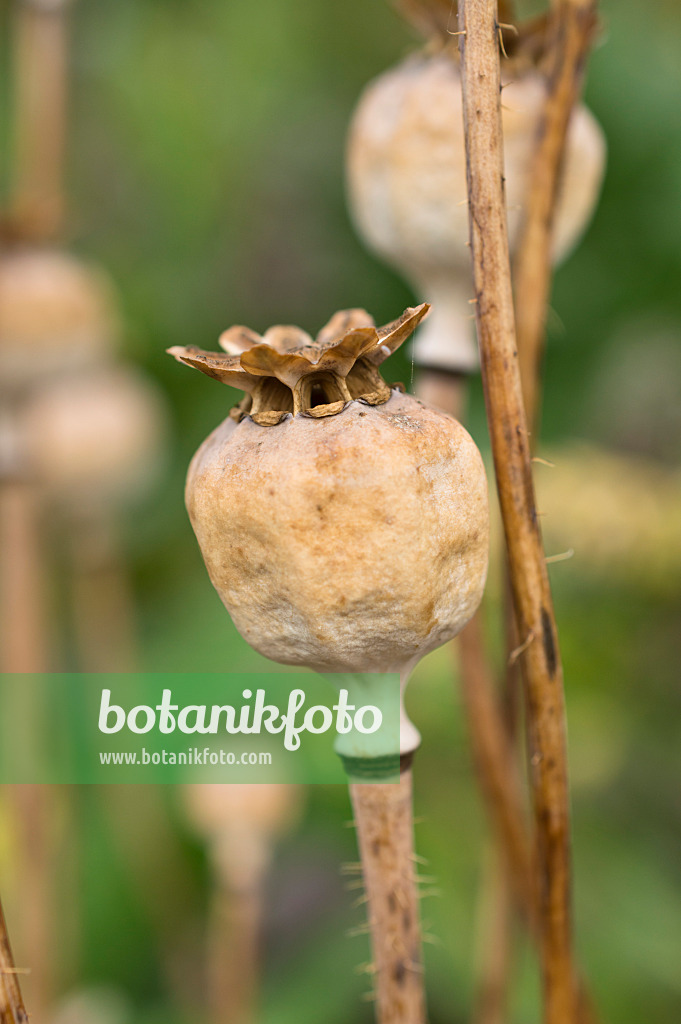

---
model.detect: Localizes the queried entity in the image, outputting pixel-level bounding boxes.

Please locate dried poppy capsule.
[183,782,304,1024]
[0,247,120,389]
[20,366,167,515]
[346,49,606,377]
[183,782,303,883]
[170,303,489,754]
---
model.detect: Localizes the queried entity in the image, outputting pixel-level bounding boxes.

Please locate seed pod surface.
[172,304,489,677]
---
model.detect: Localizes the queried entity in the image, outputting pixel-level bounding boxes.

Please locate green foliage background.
[2,0,681,1021]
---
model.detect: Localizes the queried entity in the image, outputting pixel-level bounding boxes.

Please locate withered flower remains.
[171,304,429,425]
[170,304,489,735]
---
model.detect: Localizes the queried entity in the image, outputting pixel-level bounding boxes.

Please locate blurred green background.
[2,0,681,1021]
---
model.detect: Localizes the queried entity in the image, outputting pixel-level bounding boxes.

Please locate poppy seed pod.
[184,782,303,885]
[170,304,489,753]
[0,247,120,389]
[346,52,606,374]
[20,366,167,513]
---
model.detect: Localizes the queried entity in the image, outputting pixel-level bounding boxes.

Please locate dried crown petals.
[219,310,376,357]
[167,345,260,392]
[262,325,314,353]
[167,302,430,421]
[371,304,431,365]
[240,345,313,387]
[315,307,375,348]
[314,326,379,374]
[218,325,262,355]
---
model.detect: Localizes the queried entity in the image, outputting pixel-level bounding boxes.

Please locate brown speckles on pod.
[172,304,490,680]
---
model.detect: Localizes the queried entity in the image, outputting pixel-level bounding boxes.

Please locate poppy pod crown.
[169,303,429,424]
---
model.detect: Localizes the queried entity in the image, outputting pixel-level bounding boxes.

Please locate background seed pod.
[20,365,168,512]
[347,54,606,370]
[0,248,121,388]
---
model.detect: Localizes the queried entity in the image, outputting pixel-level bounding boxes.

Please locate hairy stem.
[349,767,426,1024]
[457,2,576,1021]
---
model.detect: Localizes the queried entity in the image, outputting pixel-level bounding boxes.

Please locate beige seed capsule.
[346,52,606,374]
[20,366,167,513]
[170,304,489,752]
[0,247,120,388]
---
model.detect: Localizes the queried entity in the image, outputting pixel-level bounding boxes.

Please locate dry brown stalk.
[498,0,599,1012]
[457,1,576,1021]
[512,0,598,429]
[507,3,600,1020]
[10,0,71,241]
[0,897,29,1024]
[349,769,426,1024]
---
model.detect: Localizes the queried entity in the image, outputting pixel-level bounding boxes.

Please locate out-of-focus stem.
[415,369,469,423]
[458,617,535,920]
[459,620,598,1024]
[10,0,72,241]
[472,845,514,1024]
[208,865,264,1024]
[6,785,54,1022]
[70,514,137,673]
[0,477,48,675]
[0,472,55,1020]
[512,0,598,431]
[349,767,426,1024]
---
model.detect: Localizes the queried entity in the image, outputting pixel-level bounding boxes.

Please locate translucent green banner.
[0,672,401,784]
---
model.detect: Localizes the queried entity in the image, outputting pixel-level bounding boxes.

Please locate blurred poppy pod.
[184,782,303,883]
[170,303,489,753]
[20,366,167,515]
[0,247,120,390]
[346,49,605,375]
